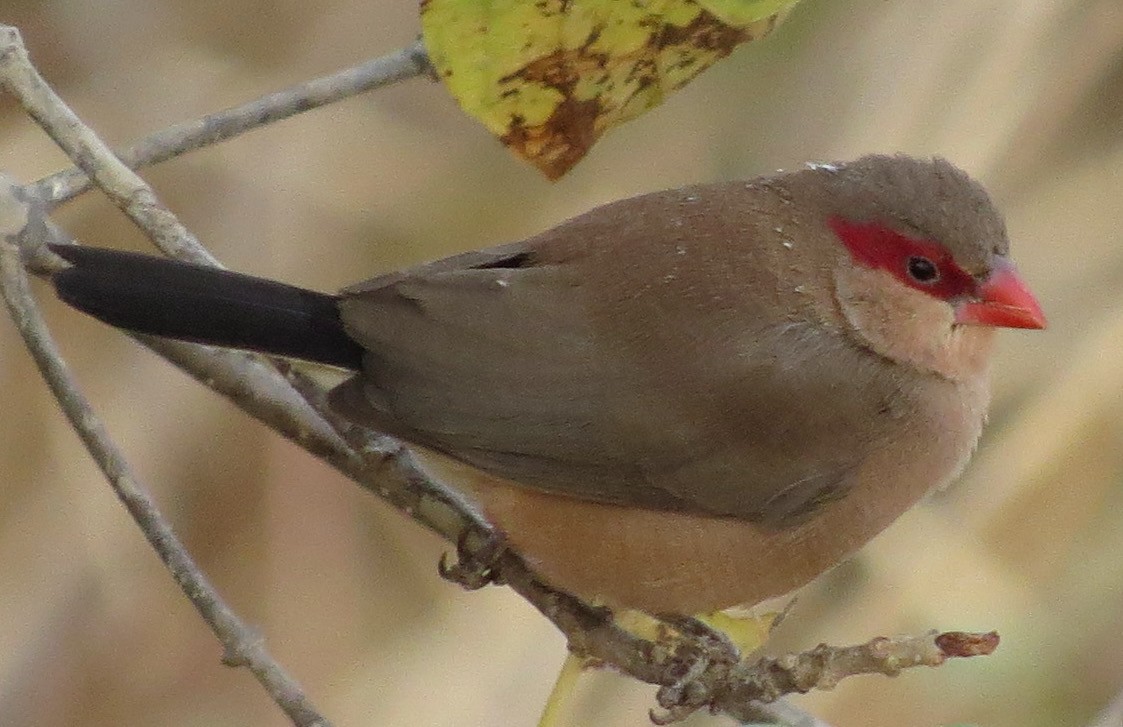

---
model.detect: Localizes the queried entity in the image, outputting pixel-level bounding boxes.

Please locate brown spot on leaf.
[657,10,750,57]
[502,93,602,179]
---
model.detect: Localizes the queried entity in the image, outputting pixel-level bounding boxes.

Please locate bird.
[50,154,1045,617]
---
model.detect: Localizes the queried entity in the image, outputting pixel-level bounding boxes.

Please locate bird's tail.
[49,244,364,370]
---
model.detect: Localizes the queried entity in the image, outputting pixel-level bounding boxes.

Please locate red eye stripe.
[828,216,977,302]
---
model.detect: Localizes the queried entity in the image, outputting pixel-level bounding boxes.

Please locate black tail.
[50,244,364,370]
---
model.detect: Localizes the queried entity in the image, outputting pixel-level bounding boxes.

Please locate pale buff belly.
[414,385,985,615]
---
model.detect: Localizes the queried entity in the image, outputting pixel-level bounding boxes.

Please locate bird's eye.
[906,256,940,284]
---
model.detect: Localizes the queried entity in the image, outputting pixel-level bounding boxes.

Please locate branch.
[19,215,483,545]
[663,630,999,724]
[2,20,476,540]
[0,177,331,727]
[0,24,461,726]
[499,548,998,724]
[33,40,431,208]
[1,173,486,723]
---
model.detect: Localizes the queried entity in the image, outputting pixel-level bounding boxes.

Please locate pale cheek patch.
[834,266,993,381]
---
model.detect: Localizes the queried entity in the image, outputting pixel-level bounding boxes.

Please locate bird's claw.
[650,644,720,725]
[647,615,746,724]
[438,527,506,590]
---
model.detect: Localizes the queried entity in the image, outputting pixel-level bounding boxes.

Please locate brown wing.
[331,244,699,511]
[616,321,890,524]
[329,239,892,525]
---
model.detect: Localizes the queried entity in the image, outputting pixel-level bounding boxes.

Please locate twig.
[19,217,484,547]
[4,179,487,724]
[0,25,216,265]
[0,180,332,727]
[0,24,459,723]
[499,549,998,724]
[33,40,431,208]
[693,630,999,725]
[1,24,466,528]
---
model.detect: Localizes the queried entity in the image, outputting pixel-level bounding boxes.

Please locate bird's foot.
[649,621,738,726]
[438,526,507,590]
[649,610,786,724]
[660,614,744,662]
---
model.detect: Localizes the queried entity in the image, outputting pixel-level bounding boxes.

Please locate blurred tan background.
[1,0,1122,725]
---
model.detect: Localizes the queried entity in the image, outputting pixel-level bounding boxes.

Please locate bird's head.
[799,155,1046,380]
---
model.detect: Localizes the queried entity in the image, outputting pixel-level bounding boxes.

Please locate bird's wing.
[331,245,880,524]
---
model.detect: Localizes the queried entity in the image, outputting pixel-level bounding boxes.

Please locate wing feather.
[329,242,896,524]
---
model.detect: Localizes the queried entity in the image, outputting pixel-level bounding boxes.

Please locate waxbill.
[50,154,1045,615]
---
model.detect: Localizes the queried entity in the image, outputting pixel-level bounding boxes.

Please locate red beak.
[955,258,1046,330]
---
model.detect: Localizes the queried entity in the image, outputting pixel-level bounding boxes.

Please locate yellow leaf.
[421,0,800,179]
[696,609,780,654]
[699,0,798,25]
[614,607,782,655]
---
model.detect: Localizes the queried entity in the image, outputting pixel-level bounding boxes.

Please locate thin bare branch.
[1,26,468,532]
[499,548,997,725]
[0,26,216,265]
[33,40,431,207]
[20,221,483,547]
[0,178,332,727]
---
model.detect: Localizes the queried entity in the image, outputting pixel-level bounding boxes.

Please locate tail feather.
[50,244,364,370]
